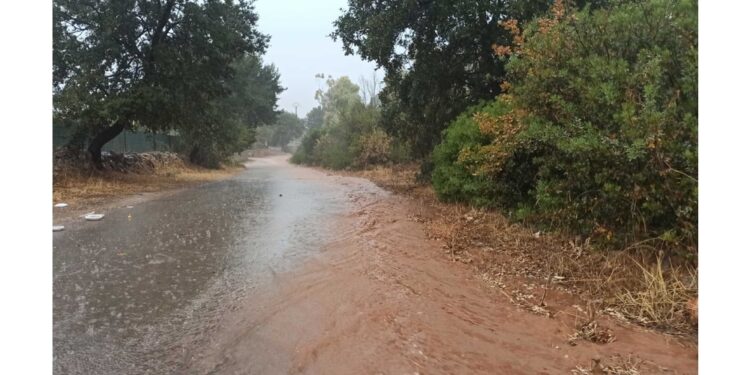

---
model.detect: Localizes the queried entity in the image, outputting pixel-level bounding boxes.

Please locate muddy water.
[186,167,698,375]
[53,157,350,373]
[54,156,698,374]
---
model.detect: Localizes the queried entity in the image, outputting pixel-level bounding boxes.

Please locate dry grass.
[348,164,698,336]
[351,163,427,195]
[571,354,671,375]
[568,320,616,346]
[617,257,698,330]
[53,161,242,206]
[571,357,636,375]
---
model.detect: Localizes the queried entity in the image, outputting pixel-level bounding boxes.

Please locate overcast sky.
[254,0,380,117]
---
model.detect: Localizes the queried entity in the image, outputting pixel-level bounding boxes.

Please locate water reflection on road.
[53,157,347,374]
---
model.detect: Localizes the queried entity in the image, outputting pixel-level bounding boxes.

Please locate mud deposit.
[54,156,696,374]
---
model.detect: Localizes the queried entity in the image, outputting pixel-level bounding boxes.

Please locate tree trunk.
[88,120,126,169]
[189,144,202,165]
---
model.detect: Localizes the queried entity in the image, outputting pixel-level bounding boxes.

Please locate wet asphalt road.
[53,158,348,374]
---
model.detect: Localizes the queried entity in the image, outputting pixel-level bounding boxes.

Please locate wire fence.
[53,125,179,153]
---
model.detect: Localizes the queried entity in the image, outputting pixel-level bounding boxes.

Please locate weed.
[572,354,657,375]
[617,256,698,330]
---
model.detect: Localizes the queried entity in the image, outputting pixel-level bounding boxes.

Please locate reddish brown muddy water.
[53,155,697,374]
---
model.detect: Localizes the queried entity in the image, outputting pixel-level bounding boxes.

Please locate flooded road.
[54,155,697,374]
[53,156,350,373]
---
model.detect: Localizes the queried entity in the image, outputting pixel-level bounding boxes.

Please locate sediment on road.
[53,148,243,211]
[343,165,698,335]
[187,157,697,374]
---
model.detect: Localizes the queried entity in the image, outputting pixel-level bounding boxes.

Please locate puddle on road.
[53,159,349,374]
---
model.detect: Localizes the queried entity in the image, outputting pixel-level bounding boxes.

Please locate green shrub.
[355,128,392,167]
[292,85,391,170]
[315,132,357,170]
[291,128,322,164]
[432,100,510,206]
[461,0,698,252]
[388,139,412,165]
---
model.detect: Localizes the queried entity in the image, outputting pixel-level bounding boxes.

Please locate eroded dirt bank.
[186,158,697,374]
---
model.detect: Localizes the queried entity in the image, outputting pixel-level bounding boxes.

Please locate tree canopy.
[304,106,325,129]
[182,54,283,166]
[332,0,611,157]
[53,0,276,167]
[331,0,548,156]
[314,76,362,128]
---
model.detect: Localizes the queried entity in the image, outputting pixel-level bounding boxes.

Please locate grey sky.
[254,0,379,118]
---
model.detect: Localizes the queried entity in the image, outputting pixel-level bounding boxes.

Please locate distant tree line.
[253,110,304,151]
[292,75,409,169]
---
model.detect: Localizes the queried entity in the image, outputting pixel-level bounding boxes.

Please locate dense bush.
[289,128,322,165]
[355,128,392,167]
[292,76,406,170]
[432,101,506,206]
[434,0,698,252]
[313,132,357,170]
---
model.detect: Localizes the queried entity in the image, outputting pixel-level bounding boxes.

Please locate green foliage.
[432,101,508,206]
[227,55,285,128]
[313,132,358,170]
[305,106,325,129]
[317,101,381,169]
[293,76,400,169]
[315,76,362,126]
[290,128,323,165]
[181,54,283,166]
[447,0,698,251]
[53,0,278,167]
[182,119,255,168]
[269,111,304,149]
[332,0,595,157]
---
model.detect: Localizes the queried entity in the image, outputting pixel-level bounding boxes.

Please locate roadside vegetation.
[291,76,410,169]
[52,150,242,209]
[439,0,697,253]
[54,0,283,168]
[295,0,698,334]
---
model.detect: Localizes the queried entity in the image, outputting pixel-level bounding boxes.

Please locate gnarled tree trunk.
[88,120,126,169]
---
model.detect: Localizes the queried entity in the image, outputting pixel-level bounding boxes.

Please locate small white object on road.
[84,213,105,221]
[54,203,69,208]
[53,225,65,232]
